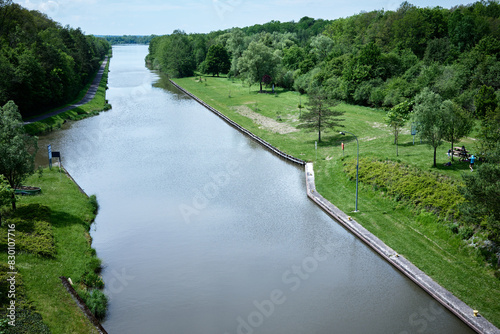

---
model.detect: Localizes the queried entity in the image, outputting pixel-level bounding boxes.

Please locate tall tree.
[413,88,447,167]
[385,100,412,156]
[0,101,38,210]
[158,30,196,78]
[460,159,500,244]
[202,44,230,77]
[474,85,497,118]
[298,88,343,142]
[441,100,474,160]
[237,41,280,92]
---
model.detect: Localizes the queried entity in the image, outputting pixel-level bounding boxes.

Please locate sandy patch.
[371,122,389,130]
[233,105,298,134]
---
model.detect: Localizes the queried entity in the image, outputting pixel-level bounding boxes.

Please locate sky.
[13,0,476,36]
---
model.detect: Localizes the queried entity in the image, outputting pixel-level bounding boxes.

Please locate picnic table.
[453,147,470,161]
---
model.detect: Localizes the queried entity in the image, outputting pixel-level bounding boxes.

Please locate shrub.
[344,158,464,219]
[4,308,51,333]
[458,225,475,240]
[82,271,104,289]
[0,219,55,257]
[16,221,56,257]
[89,195,99,214]
[78,289,108,320]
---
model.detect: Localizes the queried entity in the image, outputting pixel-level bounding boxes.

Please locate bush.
[78,289,108,320]
[3,308,51,334]
[82,271,104,289]
[344,158,464,219]
[458,225,475,240]
[89,195,99,214]
[0,219,55,257]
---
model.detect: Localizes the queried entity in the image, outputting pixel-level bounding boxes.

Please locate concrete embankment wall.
[60,277,108,334]
[171,80,499,334]
[305,163,498,334]
[169,80,306,166]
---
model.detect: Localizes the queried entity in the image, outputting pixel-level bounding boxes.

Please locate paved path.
[24,56,109,124]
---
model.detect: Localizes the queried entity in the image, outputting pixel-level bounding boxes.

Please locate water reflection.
[35,45,474,334]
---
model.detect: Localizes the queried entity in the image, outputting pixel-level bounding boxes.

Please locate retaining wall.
[305,163,499,334]
[60,277,108,334]
[171,80,499,334]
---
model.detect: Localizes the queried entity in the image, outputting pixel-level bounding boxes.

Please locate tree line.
[147,1,499,112]
[0,0,111,118]
[102,35,155,45]
[147,1,500,158]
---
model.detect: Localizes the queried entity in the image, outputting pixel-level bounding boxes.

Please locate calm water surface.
[36,45,474,334]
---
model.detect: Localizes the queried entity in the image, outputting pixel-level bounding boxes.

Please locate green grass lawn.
[173,74,500,328]
[0,168,100,334]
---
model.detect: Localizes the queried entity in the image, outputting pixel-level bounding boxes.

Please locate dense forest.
[0,0,110,118]
[147,1,500,114]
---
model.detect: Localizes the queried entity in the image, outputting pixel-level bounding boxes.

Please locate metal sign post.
[411,123,417,145]
[48,144,52,170]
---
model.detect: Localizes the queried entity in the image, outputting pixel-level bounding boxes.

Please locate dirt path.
[24,56,109,124]
[233,105,298,134]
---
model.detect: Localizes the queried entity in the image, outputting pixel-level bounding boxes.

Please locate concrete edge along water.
[170,79,500,334]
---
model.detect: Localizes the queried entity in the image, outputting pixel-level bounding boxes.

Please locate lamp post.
[340,131,359,212]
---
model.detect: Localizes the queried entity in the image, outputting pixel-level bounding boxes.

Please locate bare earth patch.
[233,105,298,134]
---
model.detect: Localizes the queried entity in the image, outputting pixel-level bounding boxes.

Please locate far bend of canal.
[36,45,474,334]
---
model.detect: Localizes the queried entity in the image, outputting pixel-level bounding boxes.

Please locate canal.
[36,45,474,334]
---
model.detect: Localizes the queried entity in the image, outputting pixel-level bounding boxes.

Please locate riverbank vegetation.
[0,1,111,119]
[170,73,500,327]
[149,3,500,325]
[0,168,104,333]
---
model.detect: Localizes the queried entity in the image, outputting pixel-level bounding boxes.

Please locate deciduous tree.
[0,101,38,210]
[413,88,447,167]
[385,100,412,156]
[202,44,230,77]
[237,41,280,92]
[460,159,500,244]
[441,100,473,160]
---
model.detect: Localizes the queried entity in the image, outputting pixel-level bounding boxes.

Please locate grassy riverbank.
[0,168,101,333]
[24,55,112,136]
[173,75,500,328]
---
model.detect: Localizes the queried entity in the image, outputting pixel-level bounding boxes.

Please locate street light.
[340,131,359,212]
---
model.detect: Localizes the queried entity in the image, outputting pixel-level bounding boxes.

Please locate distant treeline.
[0,1,111,118]
[147,1,500,114]
[102,35,155,45]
